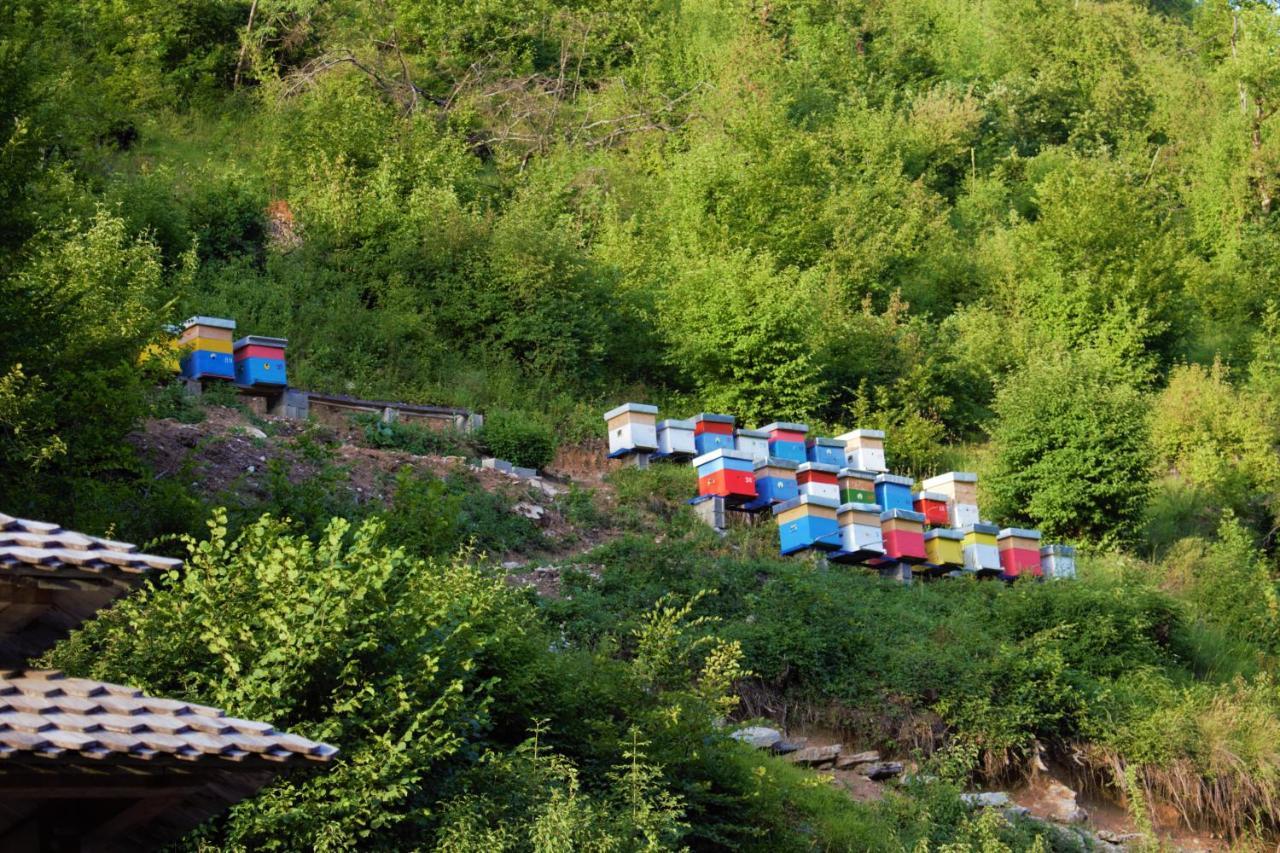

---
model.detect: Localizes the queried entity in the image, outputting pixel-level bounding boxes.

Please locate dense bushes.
[479,411,557,471]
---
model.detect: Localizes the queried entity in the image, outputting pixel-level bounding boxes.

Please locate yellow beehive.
[924,529,964,566]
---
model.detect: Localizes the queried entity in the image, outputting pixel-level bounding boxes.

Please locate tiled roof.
[0,513,182,580]
[0,670,336,767]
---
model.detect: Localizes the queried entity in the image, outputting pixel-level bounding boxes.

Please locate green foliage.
[358,413,477,458]
[479,411,558,471]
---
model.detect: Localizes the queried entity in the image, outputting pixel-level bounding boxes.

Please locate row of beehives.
[603,404,1076,581]
[164,316,289,389]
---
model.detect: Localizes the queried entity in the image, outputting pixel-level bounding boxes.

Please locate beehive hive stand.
[692,413,736,455]
[838,468,877,505]
[806,436,847,467]
[693,448,757,505]
[745,457,799,511]
[773,495,841,555]
[796,462,840,502]
[874,473,915,513]
[919,471,980,529]
[831,501,885,564]
[655,419,696,459]
[836,429,887,473]
[179,316,236,381]
[604,403,660,458]
[961,523,1001,574]
[735,428,771,463]
[924,528,964,572]
[233,335,288,388]
[1040,544,1077,580]
[880,509,928,563]
[762,422,809,464]
[998,528,1043,579]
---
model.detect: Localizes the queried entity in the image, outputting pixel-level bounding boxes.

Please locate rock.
[1002,806,1032,820]
[730,726,782,749]
[501,561,523,570]
[442,455,466,465]
[512,466,538,479]
[961,792,1011,808]
[1041,779,1088,824]
[770,739,806,756]
[835,750,881,769]
[786,744,842,766]
[1096,830,1144,846]
[481,457,514,473]
[241,426,268,439]
[513,502,547,521]
[853,761,903,780]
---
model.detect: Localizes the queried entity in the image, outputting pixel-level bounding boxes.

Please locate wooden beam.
[82,795,182,851]
[0,785,201,799]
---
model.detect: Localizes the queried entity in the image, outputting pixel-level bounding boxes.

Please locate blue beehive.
[874,473,915,513]
[692,413,736,455]
[744,457,799,511]
[233,335,288,388]
[180,349,235,381]
[762,422,809,464]
[806,437,847,467]
[773,495,841,555]
[179,316,236,380]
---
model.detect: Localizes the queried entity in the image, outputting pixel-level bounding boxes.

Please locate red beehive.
[694,449,757,503]
[913,491,950,527]
[998,528,1043,578]
[881,510,927,563]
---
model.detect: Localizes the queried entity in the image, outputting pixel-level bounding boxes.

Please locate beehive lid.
[880,509,925,522]
[837,502,882,514]
[1040,544,1076,557]
[657,419,695,429]
[754,457,799,471]
[182,316,235,331]
[735,428,769,439]
[961,523,1000,536]
[920,471,978,489]
[761,422,809,433]
[875,473,914,487]
[925,528,964,541]
[233,335,288,350]
[836,429,885,441]
[772,495,839,514]
[998,527,1042,541]
[807,436,846,448]
[913,491,948,502]
[692,412,735,425]
[837,467,878,479]
[161,323,182,335]
[603,402,659,420]
[691,448,755,468]
[797,462,840,475]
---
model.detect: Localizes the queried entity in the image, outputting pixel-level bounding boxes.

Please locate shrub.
[479,411,557,470]
[357,413,476,457]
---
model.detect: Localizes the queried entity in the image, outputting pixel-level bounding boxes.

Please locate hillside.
[4,0,1280,849]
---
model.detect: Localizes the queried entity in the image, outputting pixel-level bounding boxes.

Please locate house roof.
[0,514,181,666]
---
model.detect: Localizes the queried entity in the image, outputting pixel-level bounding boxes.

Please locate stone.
[501,561,523,570]
[1096,830,1144,846]
[512,466,538,479]
[852,761,903,780]
[481,457,514,473]
[241,426,268,439]
[835,750,881,769]
[960,792,1011,808]
[1040,779,1088,824]
[729,726,782,749]
[1002,806,1032,820]
[513,502,547,521]
[770,739,806,756]
[442,455,467,466]
[786,744,842,766]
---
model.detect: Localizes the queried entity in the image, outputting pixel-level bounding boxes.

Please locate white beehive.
[835,429,887,473]
[735,428,771,463]
[1040,544,1077,580]
[920,471,980,528]
[656,419,696,458]
[603,403,659,457]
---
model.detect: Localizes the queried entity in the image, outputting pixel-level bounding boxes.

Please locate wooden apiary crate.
[693,413,736,455]
[762,422,809,464]
[1040,544,1077,580]
[746,457,798,510]
[693,449,756,504]
[998,528,1043,579]
[735,428,771,463]
[836,429,886,472]
[924,528,964,569]
[233,335,288,387]
[874,473,914,513]
[919,471,979,528]
[655,419,696,459]
[831,502,885,563]
[773,495,841,555]
[838,468,877,505]
[913,491,950,527]
[796,462,840,502]
[961,523,1001,574]
[178,316,237,380]
[604,403,660,458]
[806,437,846,467]
[880,509,927,563]
[180,315,235,343]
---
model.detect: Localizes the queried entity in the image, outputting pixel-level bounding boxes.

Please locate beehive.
[735,428,771,463]
[773,495,841,555]
[140,324,183,373]
[1040,544,1077,580]
[693,449,756,504]
[998,528,1043,579]
[179,316,236,380]
[874,473,915,513]
[747,457,799,509]
[604,403,660,457]
[961,523,1001,574]
[762,422,809,464]
[913,491,950,527]
[806,437,847,467]
[831,502,884,563]
[796,462,840,502]
[919,472,980,528]
[880,509,927,563]
[924,528,964,569]
[655,419,696,459]
[836,429,887,473]
[838,468,877,505]
[233,335,288,388]
[693,413,736,455]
